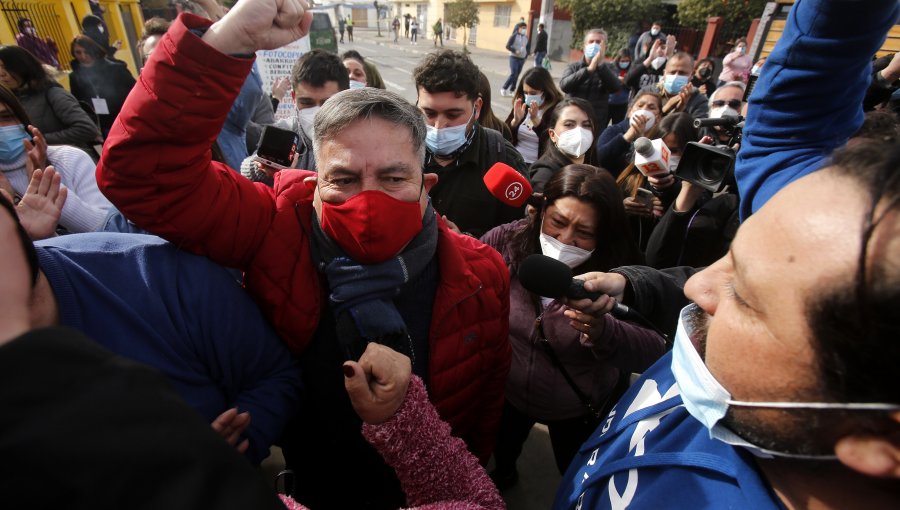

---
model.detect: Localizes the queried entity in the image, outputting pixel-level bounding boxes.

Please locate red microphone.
[483,163,535,208]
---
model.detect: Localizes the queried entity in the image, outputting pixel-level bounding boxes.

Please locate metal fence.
[1,1,73,70]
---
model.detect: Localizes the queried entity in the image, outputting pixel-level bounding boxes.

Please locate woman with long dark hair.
[528,97,600,192]
[480,164,665,489]
[68,35,135,138]
[504,66,563,165]
[0,45,100,155]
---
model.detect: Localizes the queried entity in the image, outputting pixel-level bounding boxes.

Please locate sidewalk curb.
[346,30,567,81]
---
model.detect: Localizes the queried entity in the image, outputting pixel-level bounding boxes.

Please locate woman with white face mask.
[529,98,599,192]
[718,37,753,85]
[480,164,664,490]
[596,89,663,176]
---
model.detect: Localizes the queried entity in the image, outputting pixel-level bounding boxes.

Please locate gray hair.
[312,88,426,168]
[584,28,608,41]
[709,81,747,108]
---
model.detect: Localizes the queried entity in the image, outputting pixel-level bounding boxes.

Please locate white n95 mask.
[538,229,593,268]
[555,127,593,159]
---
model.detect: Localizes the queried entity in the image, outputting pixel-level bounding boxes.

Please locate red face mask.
[320,190,423,264]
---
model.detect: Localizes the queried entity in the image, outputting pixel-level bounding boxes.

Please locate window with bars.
[494,6,511,28]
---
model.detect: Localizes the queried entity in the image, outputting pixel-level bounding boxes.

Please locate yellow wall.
[471,1,531,53]
[0,0,143,83]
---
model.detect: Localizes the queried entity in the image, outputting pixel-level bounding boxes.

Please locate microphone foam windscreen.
[518,254,572,298]
[483,163,533,208]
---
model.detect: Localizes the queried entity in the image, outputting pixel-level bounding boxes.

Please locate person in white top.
[505,67,563,165]
[0,87,111,233]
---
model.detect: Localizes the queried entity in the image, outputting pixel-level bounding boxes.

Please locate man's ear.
[424,173,438,193]
[834,412,900,478]
[473,96,483,119]
[303,175,317,190]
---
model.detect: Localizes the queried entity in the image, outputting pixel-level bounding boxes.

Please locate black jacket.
[645,192,739,270]
[69,58,136,137]
[559,59,622,129]
[611,266,695,338]
[425,126,527,238]
[532,30,548,53]
[0,327,283,509]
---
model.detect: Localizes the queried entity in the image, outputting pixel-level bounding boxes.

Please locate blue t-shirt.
[553,352,785,510]
[36,233,302,463]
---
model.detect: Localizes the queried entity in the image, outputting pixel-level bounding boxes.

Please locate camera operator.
[697,81,746,145]
[644,132,740,269]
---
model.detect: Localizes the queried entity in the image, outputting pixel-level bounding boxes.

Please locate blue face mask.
[0,125,28,162]
[524,94,544,107]
[618,62,630,69]
[671,303,900,460]
[583,43,601,60]
[425,108,475,156]
[663,74,690,95]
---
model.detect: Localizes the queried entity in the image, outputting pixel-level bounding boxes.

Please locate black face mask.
[698,67,712,79]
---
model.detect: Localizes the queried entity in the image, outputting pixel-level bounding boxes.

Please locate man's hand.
[665,35,677,57]
[344,342,412,425]
[202,0,314,55]
[211,408,251,454]
[562,271,627,347]
[663,83,693,113]
[15,166,67,240]
[648,172,675,191]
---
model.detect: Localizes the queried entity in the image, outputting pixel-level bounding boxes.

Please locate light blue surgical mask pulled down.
[0,125,29,162]
[584,43,601,60]
[671,303,900,460]
[524,94,544,108]
[663,74,690,95]
[348,79,366,89]
[425,108,475,156]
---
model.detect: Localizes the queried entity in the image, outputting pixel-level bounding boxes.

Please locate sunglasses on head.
[712,99,742,110]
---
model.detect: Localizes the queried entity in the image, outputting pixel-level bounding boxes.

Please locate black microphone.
[693,115,743,129]
[518,254,631,315]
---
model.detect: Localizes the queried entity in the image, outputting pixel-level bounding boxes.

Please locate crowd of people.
[1,0,899,509]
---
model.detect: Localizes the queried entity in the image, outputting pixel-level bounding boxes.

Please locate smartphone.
[254,125,300,170]
[636,188,655,208]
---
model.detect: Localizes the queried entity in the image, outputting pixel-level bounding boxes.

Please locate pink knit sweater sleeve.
[363,376,506,510]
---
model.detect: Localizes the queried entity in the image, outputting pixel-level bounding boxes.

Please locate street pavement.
[260,29,569,510]
[335,27,569,122]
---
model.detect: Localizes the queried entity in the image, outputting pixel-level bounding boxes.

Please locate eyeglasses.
[712,99,742,109]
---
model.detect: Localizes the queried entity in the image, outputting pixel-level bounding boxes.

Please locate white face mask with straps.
[538,217,594,268]
[554,127,593,159]
[671,304,900,460]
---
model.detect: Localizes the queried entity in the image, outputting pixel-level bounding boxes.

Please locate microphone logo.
[505,182,524,201]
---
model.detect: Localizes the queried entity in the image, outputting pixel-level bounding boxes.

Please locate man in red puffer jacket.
[96,2,510,509]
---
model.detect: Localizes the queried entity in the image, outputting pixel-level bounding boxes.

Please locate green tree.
[446,0,480,52]
[677,0,767,34]
[557,0,664,55]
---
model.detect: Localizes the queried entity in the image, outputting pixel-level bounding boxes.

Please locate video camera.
[675,115,743,192]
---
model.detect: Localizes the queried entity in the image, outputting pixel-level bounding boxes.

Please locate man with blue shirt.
[554,0,900,508]
[24,230,302,464]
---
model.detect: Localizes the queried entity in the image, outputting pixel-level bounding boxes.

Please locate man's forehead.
[416,89,474,109]
[734,170,865,295]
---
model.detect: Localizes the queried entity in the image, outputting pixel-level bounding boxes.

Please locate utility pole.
[374,1,383,37]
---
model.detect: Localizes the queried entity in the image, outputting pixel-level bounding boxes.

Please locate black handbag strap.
[531,297,606,418]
